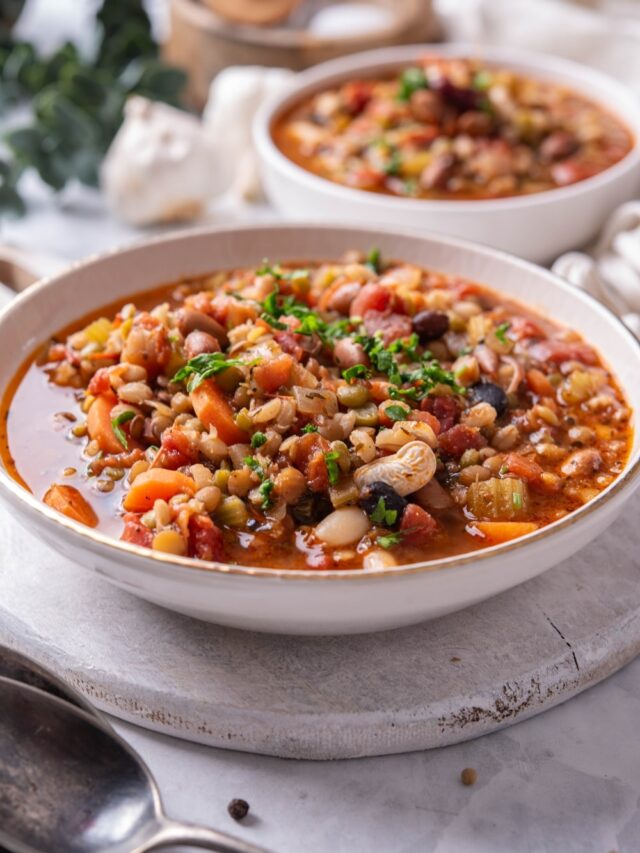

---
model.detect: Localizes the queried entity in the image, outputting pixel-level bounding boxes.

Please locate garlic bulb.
[101,96,221,227]
[203,66,295,201]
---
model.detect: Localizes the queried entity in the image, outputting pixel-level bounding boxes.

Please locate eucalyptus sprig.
[0,0,187,216]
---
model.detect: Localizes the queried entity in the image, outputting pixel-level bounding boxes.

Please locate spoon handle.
[138,818,271,853]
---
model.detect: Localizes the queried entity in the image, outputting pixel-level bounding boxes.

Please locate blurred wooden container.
[164,0,439,109]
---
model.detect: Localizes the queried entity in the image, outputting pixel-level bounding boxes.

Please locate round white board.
[2,492,639,760]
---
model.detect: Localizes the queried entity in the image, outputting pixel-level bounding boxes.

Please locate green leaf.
[324,450,341,486]
[111,409,135,449]
[173,352,257,392]
[369,497,398,527]
[258,479,275,509]
[301,424,318,434]
[365,247,381,273]
[250,432,267,449]
[495,322,510,345]
[397,67,428,101]
[378,530,405,549]
[342,364,371,383]
[385,404,409,422]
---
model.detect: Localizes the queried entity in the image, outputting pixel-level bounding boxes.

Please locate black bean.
[469,381,508,416]
[227,798,250,821]
[360,482,408,523]
[292,492,332,525]
[412,310,450,342]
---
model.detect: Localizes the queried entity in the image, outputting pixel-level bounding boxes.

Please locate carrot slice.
[474,521,539,544]
[190,379,248,445]
[123,469,196,512]
[43,484,98,528]
[253,354,294,393]
[87,393,123,455]
[504,453,543,482]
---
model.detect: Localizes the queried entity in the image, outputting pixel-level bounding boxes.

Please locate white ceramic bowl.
[0,224,638,634]
[254,44,640,264]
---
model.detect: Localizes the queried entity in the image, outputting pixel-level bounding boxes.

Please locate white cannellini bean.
[117,381,153,404]
[314,507,370,547]
[354,441,436,497]
[363,549,398,570]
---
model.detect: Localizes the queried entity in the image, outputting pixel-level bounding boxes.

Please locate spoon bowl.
[0,678,268,853]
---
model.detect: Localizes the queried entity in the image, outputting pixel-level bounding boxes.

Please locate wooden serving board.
[1,490,639,760]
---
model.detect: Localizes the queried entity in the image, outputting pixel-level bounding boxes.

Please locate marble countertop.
[3,179,640,853]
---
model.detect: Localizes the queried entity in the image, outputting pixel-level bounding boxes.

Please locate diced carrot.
[473,521,539,544]
[87,393,124,455]
[123,468,196,512]
[253,353,294,393]
[190,379,248,445]
[526,369,555,398]
[504,453,543,482]
[43,484,98,528]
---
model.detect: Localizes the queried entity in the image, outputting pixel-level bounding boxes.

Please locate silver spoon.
[0,678,270,853]
[0,643,100,719]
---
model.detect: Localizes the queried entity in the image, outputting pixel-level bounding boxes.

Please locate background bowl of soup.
[0,223,638,634]
[254,44,640,263]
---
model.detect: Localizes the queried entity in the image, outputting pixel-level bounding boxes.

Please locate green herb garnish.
[324,450,341,486]
[342,364,371,383]
[378,530,405,549]
[301,424,318,434]
[512,492,523,509]
[250,432,267,449]
[258,478,275,509]
[111,409,135,449]
[397,66,428,101]
[244,456,265,479]
[494,322,511,345]
[472,69,493,91]
[369,497,398,527]
[259,282,352,344]
[365,247,381,273]
[173,352,256,393]
[385,404,409,422]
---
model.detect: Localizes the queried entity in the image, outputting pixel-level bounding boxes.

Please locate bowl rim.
[254,41,640,213]
[0,220,639,583]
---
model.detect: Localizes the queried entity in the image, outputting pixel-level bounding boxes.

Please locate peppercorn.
[227,798,250,821]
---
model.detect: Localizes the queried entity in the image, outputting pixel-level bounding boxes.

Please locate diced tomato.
[188,514,225,562]
[526,368,555,398]
[363,310,413,346]
[504,453,543,482]
[551,160,594,186]
[341,80,374,115]
[421,396,460,432]
[159,427,197,470]
[369,379,391,402]
[409,409,441,434]
[438,424,487,457]
[350,283,392,319]
[253,353,294,393]
[121,513,153,549]
[400,504,437,545]
[87,367,113,396]
[509,316,546,340]
[292,433,330,493]
[528,340,598,366]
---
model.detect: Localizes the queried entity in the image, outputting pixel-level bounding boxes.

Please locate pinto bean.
[184,330,220,360]
[409,89,443,124]
[327,281,361,314]
[176,309,228,347]
[540,131,578,162]
[560,448,602,478]
[456,110,493,137]
[420,153,456,190]
[333,337,368,370]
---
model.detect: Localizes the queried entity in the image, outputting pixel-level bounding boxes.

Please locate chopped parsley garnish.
[324,450,341,486]
[301,423,318,434]
[258,478,275,509]
[369,497,398,527]
[385,404,409,422]
[383,148,402,176]
[366,247,382,273]
[111,409,135,449]
[173,352,256,392]
[494,322,511,345]
[256,260,309,283]
[472,69,492,91]
[244,456,265,479]
[250,432,267,449]
[259,283,353,343]
[397,66,428,101]
[512,492,523,509]
[378,530,405,549]
[499,464,509,476]
[342,364,371,383]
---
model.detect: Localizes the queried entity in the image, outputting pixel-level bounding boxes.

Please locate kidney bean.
[176,308,228,347]
[184,330,220,360]
[412,310,450,342]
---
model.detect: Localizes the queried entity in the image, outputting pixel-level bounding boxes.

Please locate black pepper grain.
[228,798,250,821]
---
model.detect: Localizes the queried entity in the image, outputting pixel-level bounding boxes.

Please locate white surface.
[254,44,640,264]
[2,224,639,634]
